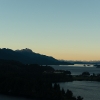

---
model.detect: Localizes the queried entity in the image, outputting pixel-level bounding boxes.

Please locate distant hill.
[0,48,72,65]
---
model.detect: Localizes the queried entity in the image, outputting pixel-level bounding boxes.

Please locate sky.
[0,0,100,61]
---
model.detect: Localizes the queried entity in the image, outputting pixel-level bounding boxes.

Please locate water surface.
[52,64,100,100]
[51,64,100,75]
[59,81,100,100]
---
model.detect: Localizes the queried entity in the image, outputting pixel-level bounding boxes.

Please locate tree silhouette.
[77,96,83,100]
[82,72,90,76]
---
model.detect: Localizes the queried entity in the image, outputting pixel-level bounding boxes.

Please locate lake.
[52,64,100,100]
[59,81,100,100]
[51,64,100,75]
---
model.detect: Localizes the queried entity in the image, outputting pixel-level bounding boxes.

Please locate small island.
[94,64,100,68]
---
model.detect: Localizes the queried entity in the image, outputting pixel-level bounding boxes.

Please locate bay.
[51,64,100,75]
[59,81,100,100]
[52,64,100,100]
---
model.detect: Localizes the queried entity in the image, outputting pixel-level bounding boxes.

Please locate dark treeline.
[0,59,83,100]
[74,71,100,81]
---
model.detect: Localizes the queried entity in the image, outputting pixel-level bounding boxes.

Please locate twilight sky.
[0,0,100,60]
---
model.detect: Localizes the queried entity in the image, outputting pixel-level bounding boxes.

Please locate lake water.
[52,64,100,100]
[59,81,100,100]
[51,64,100,75]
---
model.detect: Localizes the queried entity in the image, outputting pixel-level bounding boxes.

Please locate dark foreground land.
[73,71,100,81]
[0,59,83,100]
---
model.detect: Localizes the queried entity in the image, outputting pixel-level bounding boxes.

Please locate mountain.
[15,48,60,64]
[0,48,69,65]
[0,48,72,65]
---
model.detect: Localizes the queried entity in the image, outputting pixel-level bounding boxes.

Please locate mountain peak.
[16,48,33,53]
[22,48,33,52]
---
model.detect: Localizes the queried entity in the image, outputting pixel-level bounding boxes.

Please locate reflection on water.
[59,81,100,100]
[59,64,94,67]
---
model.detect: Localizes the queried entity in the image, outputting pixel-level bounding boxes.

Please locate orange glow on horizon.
[51,53,100,61]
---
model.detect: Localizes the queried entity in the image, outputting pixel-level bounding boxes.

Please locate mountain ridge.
[0,48,72,65]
